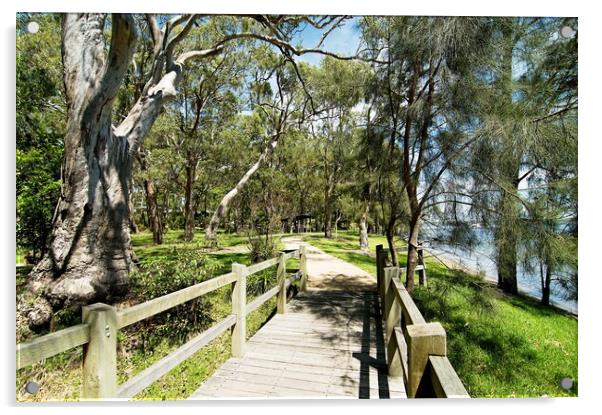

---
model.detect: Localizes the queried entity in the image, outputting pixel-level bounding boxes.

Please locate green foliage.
[130,247,221,343]
[16,14,65,260]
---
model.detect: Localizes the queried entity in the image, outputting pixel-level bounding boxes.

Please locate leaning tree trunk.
[385,216,399,267]
[26,14,138,327]
[205,136,279,244]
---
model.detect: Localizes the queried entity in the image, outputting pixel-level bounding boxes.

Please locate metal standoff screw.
[25,381,39,395]
[560,377,573,391]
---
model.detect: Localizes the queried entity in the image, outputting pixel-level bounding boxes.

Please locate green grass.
[307,230,578,398]
[17,229,577,399]
[16,229,294,402]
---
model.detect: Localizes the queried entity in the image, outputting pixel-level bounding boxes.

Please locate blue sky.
[291,17,362,66]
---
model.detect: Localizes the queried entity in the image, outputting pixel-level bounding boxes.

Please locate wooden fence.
[16,246,308,400]
[376,244,469,398]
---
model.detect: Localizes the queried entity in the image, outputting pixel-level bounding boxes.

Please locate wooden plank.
[428,356,470,398]
[220,360,405,393]
[117,314,236,399]
[247,340,379,358]
[247,257,279,274]
[249,335,374,350]
[16,324,89,369]
[391,278,426,325]
[245,284,280,315]
[282,249,299,261]
[117,272,236,328]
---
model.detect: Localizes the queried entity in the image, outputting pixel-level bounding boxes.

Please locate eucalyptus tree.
[24,13,355,327]
[204,51,304,244]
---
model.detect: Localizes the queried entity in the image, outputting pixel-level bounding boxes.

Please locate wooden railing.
[16,245,309,400]
[376,244,469,398]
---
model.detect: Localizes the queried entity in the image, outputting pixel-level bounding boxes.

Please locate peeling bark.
[27,14,138,325]
[25,13,221,327]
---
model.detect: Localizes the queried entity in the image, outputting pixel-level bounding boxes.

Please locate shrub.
[129,246,221,345]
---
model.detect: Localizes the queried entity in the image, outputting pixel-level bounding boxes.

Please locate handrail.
[117,272,237,329]
[117,314,237,399]
[16,323,90,370]
[376,244,469,399]
[16,247,305,400]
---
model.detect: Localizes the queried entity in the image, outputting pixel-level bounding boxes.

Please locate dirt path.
[281,236,376,292]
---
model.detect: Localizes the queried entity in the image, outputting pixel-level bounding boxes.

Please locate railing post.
[383,267,401,340]
[299,245,308,292]
[277,252,286,314]
[406,322,446,398]
[81,303,117,400]
[383,267,402,377]
[231,263,247,357]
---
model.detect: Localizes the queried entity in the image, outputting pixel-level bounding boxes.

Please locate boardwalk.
[190,242,406,399]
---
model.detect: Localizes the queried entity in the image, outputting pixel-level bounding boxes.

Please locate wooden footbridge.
[16,241,468,400]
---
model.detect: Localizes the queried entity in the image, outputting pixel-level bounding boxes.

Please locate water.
[420,225,578,315]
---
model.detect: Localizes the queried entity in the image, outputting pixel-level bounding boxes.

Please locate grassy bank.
[305,231,578,397]
[16,230,293,401]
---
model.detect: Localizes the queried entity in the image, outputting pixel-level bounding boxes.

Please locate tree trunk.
[494,24,520,296]
[138,150,163,245]
[24,12,207,327]
[323,179,334,239]
[205,135,279,244]
[183,161,196,242]
[385,217,398,267]
[405,215,421,292]
[542,261,552,306]
[324,202,333,239]
[359,185,371,253]
[144,176,163,245]
[26,14,138,327]
[128,176,138,234]
[495,181,519,295]
[359,208,370,254]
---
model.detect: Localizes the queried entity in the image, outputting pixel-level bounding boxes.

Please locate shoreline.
[425,247,578,317]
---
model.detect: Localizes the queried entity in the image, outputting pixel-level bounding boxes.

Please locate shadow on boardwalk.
[190,244,406,399]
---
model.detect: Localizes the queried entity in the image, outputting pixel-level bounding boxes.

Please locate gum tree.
[25,13,353,327]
